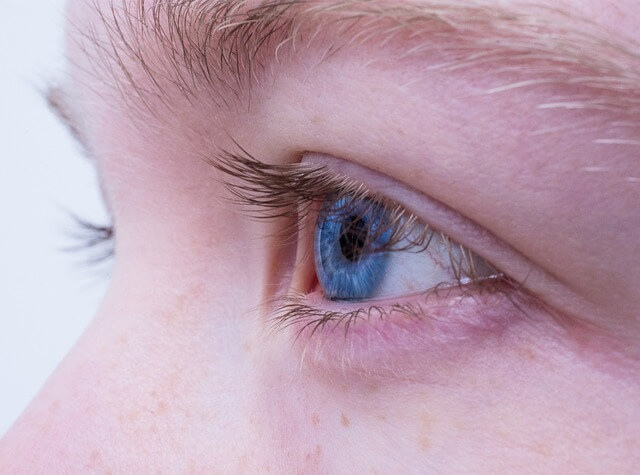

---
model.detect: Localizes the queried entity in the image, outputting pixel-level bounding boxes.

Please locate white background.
[0,1,109,436]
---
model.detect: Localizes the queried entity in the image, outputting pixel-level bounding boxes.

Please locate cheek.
[2,266,639,472]
[256,315,640,473]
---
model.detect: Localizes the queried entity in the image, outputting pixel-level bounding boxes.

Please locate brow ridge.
[76,0,640,120]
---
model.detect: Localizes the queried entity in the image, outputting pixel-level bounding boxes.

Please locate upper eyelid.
[212,146,521,277]
[305,153,562,291]
[305,153,517,264]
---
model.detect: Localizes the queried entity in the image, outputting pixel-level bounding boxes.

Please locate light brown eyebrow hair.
[74,0,640,121]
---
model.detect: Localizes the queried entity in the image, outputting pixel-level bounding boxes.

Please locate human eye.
[212,147,534,365]
[313,192,499,302]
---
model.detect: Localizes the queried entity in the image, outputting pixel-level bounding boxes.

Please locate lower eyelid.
[274,286,538,379]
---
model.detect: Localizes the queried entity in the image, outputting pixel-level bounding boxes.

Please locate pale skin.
[1,0,640,472]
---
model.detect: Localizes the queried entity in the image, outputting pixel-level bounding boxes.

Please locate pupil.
[339,215,369,262]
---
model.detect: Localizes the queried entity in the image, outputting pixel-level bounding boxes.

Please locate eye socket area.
[281,210,526,374]
[211,147,617,373]
[278,172,536,373]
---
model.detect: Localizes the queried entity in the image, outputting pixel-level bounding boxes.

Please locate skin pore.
[1,0,640,472]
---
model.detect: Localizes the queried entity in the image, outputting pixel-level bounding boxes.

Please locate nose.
[0,284,264,472]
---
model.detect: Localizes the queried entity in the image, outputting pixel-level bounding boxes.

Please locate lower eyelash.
[267,277,513,341]
[266,285,546,381]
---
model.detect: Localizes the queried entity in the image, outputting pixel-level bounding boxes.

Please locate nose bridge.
[0,289,262,472]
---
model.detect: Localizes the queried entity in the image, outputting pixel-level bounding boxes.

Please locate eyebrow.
[73,0,640,121]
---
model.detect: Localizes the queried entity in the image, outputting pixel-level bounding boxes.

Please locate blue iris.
[314,196,392,301]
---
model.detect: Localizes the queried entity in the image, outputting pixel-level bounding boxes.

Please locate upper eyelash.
[210,147,503,285]
[208,146,363,220]
[65,213,115,266]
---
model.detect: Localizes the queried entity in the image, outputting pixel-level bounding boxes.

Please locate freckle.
[366,381,381,393]
[376,413,387,421]
[311,413,320,426]
[243,340,252,352]
[156,401,167,414]
[419,412,432,426]
[418,412,433,451]
[126,409,140,422]
[237,453,249,470]
[340,413,350,428]
[517,346,538,361]
[87,449,103,470]
[419,435,432,452]
[305,445,322,460]
[533,441,553,457]
[48,400,60,414]
[166,372,180,391]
